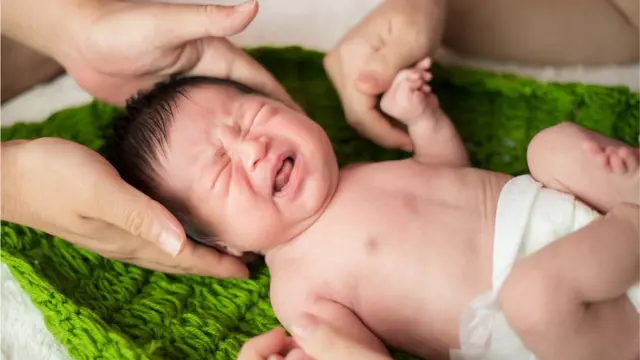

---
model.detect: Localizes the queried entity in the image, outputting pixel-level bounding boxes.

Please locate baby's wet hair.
[104,75,263,249]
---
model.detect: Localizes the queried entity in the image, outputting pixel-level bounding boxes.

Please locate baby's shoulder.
[268,268,329,325]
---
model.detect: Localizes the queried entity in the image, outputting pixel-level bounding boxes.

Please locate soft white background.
[1,0,638,358]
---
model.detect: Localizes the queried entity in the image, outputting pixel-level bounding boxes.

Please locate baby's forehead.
[174,84,243,115]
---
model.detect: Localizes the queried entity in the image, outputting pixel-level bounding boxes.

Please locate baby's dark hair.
[105,76,263,248]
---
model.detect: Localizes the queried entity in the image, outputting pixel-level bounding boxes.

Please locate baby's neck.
[264,173,348,268]
[263,208,329,268]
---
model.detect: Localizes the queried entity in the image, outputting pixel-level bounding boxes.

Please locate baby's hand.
[380,57,438,126]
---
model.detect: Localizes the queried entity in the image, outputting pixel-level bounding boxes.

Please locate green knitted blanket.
[2,46,638,360]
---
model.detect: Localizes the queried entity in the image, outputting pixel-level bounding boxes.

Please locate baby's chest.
[307,200,486,298]
[333,187,486,246]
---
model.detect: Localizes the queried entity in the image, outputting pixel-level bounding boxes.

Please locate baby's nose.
[238,137,267,171]
[218,126,268,170]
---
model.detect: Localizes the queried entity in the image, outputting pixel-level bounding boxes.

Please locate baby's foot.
[583,140,640,175]
[380,58,440,125]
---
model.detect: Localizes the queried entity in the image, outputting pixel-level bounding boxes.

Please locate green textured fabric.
[2,46,638,360]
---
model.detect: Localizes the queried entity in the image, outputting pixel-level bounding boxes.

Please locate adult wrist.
[1,0,91,67]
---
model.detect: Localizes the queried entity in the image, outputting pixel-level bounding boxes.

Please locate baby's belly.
[344,227,495,358]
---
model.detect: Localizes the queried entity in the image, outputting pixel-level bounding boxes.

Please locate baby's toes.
[604,145,618,157]
[593,151,610,170]
[619,147,640,172]
[609,151,627,174]
[582,140,603,156]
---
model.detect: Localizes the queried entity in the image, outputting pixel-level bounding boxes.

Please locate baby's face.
[155,84,339,254]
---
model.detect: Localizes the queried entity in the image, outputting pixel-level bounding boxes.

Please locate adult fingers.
[125,0,258,47]
[126,237,250,278]
[327,39,412,151]
[225,46,301,111]
[191,38,302,112]
[237,328,289,360]
[171,240,249,278]
[343,91,413,151]
[355,39,428,96]
[283,348,312,360]
[292,315,391,360]
[89,168,187,256]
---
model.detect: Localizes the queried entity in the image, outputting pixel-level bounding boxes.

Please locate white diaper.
[450,175,640,360]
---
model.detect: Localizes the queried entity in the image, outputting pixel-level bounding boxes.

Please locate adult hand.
[1,138,249,278]
[237,315,394,360]
[323,0,445,151]
[65,0,298,108]
[3,0,298,109]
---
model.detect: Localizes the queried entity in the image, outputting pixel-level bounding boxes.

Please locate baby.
[107,59,640,360]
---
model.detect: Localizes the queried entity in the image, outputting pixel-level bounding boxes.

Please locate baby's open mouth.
[273,156,295,194]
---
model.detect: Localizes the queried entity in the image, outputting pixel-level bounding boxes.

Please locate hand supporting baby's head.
[107,76,340,257]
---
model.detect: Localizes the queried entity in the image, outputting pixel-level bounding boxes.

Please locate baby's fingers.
[415,57,432,70]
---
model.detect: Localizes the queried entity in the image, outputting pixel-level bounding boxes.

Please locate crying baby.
[107,59,639,360]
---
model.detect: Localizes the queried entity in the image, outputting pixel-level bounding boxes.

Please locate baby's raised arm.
[380,58,469,167]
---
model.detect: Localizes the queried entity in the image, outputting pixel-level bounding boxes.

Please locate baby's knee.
[607,203,640,240]
[527,122,583,171]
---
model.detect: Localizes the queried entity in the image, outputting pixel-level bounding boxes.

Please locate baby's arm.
[295,299,390,355]
[380,58,469,167]
[270,286,389,358]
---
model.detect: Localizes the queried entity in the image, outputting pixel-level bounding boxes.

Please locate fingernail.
[158,229,182,257]
[238,0,256,11]
[267,356,279,360]
[292,314,317,342]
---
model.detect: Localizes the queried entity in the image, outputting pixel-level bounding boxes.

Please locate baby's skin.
[155,60,639,360]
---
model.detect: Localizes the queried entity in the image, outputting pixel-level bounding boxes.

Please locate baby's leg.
[499,203,640,360]
[527,122,639,213]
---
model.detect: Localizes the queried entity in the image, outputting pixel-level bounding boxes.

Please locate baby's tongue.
[274,158,294,192]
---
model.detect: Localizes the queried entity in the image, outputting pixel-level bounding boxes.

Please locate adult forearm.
[1,0,85,64]
[407,0,446,54]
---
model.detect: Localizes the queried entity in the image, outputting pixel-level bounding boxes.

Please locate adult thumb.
[131,0,258,46]
[355,44,421,96]
[97,177,186,257]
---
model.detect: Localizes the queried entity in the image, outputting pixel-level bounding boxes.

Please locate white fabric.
[451,175,640,360]
[1,264,72,360]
